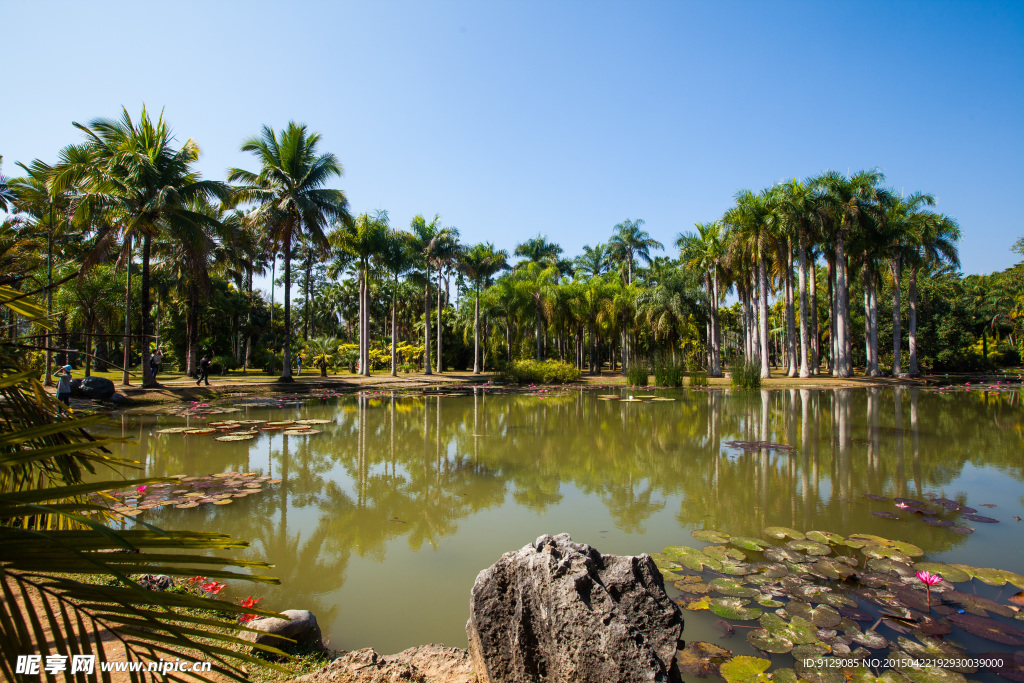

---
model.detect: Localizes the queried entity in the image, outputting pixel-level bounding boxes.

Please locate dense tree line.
[1,107,1019,383]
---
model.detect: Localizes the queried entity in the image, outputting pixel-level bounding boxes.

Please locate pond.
[100,384,1024,659]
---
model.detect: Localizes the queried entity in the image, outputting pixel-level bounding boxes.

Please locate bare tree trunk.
[281,233,293,381]
[436,269,444,372]
[835,236,851,377]
[122,235,133,386]
[45,226,53,386]
[891,259,901,375]
[243,267,253,373]
[908,264,919,376]
[798,234,810,377]
[863,256,873,376]
[711,273,721,376]
[869,271,878,376]
[785,244,797,376]
[758,255,770,379]
[473,287,481,374]
[391,276,398,377]
[141,234,154,387]
[827,255,836,375]
[423,270,432,375]
[809,257,819,374]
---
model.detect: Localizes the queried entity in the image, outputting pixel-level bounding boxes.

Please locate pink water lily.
[896,502,909,509]
[917,570,943,609]
[136,485,147,494]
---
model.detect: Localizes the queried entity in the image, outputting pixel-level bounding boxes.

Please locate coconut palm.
[608,218,663,285]
[52,106,230,388]
[229,122,350,381]
[459,243,510,373]
[329,211,388,376]
[574,243,611,278]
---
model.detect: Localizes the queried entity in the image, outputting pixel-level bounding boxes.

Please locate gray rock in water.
[467,533,683,683]
[70,377,116,400]
[242,609,325,656]
[136,574,174,591]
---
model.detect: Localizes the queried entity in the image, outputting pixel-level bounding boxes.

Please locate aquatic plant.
[730,361,761,389]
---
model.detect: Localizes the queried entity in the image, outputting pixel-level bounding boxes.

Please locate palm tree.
[0,156,14,212]
[677,221,725,375]
[459,243,510,373]
[817,169,886,377]
[776,179,820,377]
[725,190,773,378]
[8,159,75,385]
[514,234,563,269]
[608,218,663,285]
[881,192,935,375]
[379,229,413,376]
[329,211,388,376]
[409,215,459,374]
[907,213,961,375]
[52,106,229,388]
[574,243,611,278]
[229,122,351,381]
[431,227,462,373]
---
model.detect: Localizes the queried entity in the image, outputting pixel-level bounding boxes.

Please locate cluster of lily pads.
[654,527,1024,683]
[156,418,333,441]
[91,472,282,515]
[597,394,677,403]
[861,493,1001,534]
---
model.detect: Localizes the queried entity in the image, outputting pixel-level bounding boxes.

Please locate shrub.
[211,354,237,375]
[730,361,762,389]
[689,371,709,387]
[501,359,582,384]
[626,363,649,387]
[652,356,684,387]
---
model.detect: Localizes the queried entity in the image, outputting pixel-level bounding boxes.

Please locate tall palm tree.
[608,218,663,285]
[52,106,229,387]
[817,169,886,377]
[459,243,510,373]
[8,159,75,385]
[725,190,773,378]
[677,221,725,376]
[881,192,935,375]
[229,122,350,381]
[907,213,961,375]
[409,214,454,374]
[379,229,414,376]
[430,227,462,373]
[329,210,388,376]
[776,179,819,377]
[0,156,14,212]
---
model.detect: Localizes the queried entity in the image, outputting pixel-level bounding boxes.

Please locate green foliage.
[501,359,581,384]
[731,361,762,389]
[652,355,684,387]
[689,370,709,387]
[626,363,649,386]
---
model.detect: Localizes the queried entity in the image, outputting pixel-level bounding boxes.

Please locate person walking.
[149,352,159,379]
[153,348,163,374]
[196,355,211,386]
[296,354,302,376]
[56,364,73,416]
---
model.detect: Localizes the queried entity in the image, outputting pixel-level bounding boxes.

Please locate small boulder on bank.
[70,376,116,401]
[467,533,683,683]
[136,574,174,591]
[242,609,326,655]
[295,645,475,683]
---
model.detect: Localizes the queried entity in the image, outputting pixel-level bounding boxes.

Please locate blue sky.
[2,1,1022,284]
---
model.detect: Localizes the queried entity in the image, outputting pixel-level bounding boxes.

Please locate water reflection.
[106,386,1024,652]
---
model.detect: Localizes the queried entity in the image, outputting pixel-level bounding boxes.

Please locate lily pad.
[948,613,1024,646]
[863,493,891,501]
[720,656,771,683]
[747,628,794,653]
[861,545,910,563]
[215,433,257,442]
[809,558,857,580]
[944,590,1016,618]
[806,530,845,545]
[851,630,889,649]
[675,580,712,594]
[703,544,746,561]
[691,529,730,543]
[972,567,1013,587]
[872,511,901,519]
[676,641,731,679]
[785,539,832,556]
[787,601,842,628]
[764,526,806,541]
[709,577,760,598]
[764,546,807,564]
[729,536,773,551]
[893,658,967,683]
[898,637,974,673]
[709,597,763,621]
[912,562,970,583]
[155,427,190,434]
[663,546,723,572]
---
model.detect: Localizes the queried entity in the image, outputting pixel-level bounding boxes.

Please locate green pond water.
[101,385,1024,658]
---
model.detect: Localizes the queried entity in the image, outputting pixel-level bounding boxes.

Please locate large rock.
[296,645,475,683]
[69,376,116,401]
[242,609,325,655]
[466,533,683,683]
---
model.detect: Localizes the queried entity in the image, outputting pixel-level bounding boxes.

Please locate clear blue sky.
[2,1,1022,281]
